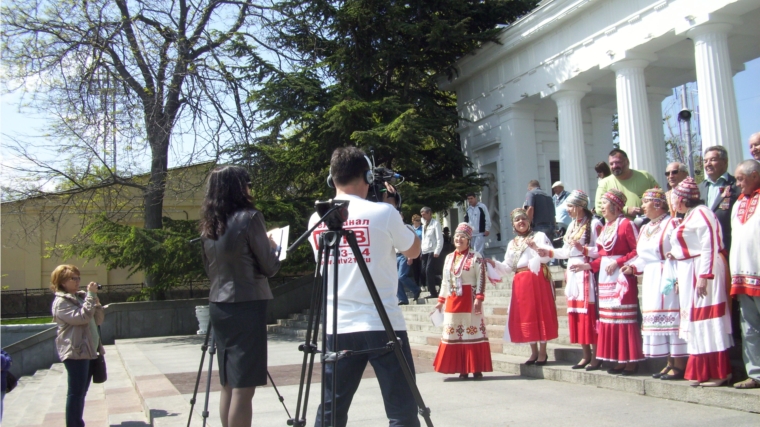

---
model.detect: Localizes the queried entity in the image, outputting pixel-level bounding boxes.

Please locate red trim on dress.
[690,302,726,321]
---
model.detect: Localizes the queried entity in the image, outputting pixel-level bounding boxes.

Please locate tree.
[233,0,538,217]
[2,0,271,289]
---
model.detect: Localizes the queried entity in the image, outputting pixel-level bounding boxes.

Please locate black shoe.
[660,367,684,380]
[607,367,624,375]
[524,358,537,365]
[398,301,408,305]
[585,362,603,371]
[621,366,639,376]
[652,365,672,379]
[572,360,590,370]
[535,357,548,366]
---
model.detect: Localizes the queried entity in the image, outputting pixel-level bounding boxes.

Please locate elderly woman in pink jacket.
[51,264,105,427]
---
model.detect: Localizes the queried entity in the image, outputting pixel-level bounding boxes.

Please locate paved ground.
[121,334,760,427]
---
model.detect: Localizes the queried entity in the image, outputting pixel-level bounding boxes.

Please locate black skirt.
[209,299,268,388]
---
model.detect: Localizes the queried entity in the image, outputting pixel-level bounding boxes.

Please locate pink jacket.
[52,291,105,361]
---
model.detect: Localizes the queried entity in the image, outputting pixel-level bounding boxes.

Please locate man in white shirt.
[308,147,421,427]
[419,206,443,298]
[464,193,491,253]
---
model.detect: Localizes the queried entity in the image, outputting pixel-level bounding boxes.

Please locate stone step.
[409,343,760,414]
[2,347,147,427]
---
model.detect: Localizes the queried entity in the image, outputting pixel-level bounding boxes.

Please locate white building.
[442,0,760,255]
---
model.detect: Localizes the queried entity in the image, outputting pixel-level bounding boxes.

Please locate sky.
[2,57,759,191]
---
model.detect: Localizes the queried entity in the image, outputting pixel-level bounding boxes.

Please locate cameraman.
[308,147,421,427]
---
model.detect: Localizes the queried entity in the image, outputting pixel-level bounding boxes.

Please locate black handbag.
[91,353,107,384]
[5,371,18,393]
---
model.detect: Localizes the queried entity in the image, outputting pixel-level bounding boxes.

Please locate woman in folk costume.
[620,188,688,380]
[486,208,557,365]
[574,189,642,374]
[432,223,493,379]
[538,190,602,369]
[667,177,733,386]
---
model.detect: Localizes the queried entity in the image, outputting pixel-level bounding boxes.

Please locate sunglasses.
[664,171,680,176]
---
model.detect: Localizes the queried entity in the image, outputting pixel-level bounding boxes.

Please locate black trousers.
[420,253,439,297]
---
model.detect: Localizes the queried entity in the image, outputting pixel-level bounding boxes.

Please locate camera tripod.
[186,321,291,427]
[286,200,433,427]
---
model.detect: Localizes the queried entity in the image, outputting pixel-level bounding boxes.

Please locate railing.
[1,276,298,319]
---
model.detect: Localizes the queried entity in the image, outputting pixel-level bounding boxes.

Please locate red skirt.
[433,341,493,374]
[433,285,493,374]
[507,270,558,343]
[596,322,644,363]
[568,304,597,345]
[685,350,731,382]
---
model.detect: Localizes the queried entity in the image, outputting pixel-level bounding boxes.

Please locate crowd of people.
[36,135,758,427]
[427,133,760,390]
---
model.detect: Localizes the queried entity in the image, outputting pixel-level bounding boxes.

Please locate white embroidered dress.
[668,205,733,354]
[627,216,687,358]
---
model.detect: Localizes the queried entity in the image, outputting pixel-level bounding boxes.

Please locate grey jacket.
[52,291,105,361]
[202,209,281,303]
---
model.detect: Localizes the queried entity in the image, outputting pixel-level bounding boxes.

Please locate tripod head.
[315,199,350,231]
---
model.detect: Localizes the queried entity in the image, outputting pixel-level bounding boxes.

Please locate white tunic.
[552,217,601,313]
[668,205,733,354]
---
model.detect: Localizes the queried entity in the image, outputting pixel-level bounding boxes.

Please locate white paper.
[268,225,290,261]
[429,309,444,327]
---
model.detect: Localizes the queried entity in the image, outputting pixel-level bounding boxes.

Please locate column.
[688,23,743,162]
[551,90,589,194]
[610,59,658,175]
[647,88,670,186]
[590,107,615,193]
[498,105,539,242]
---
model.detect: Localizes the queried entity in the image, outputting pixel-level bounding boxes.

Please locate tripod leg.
[201,328,216,427]
[267,371,291,419]
[187,320,213,427]
[289,236,327,427]
[345,231,434,427]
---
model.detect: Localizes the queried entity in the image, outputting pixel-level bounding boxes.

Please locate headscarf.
[602,189,627,212]
[454,222,473,240]
[511,208,528,222]
[673,177,700,200]
[565,189,589,209]
[642,188,667,210]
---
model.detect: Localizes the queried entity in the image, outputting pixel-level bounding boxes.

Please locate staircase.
[267,266,760,413]
[2,345,148,427]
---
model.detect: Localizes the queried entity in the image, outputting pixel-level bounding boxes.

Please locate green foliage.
[60,215,206,297]
[1,317,54,325]
[233,0,538,223]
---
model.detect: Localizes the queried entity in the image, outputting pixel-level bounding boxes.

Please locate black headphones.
[327,155,374,188]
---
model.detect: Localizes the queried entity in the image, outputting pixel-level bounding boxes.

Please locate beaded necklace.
[448,250,469,295]
[509,231,534,271]
[598,216,621,252]
[641,213,669,240]
[564,216,588,246]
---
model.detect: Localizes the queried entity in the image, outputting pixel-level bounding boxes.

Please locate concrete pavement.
[115,334,760,427]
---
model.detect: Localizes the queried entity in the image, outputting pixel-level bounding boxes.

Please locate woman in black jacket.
[199,165,281,427]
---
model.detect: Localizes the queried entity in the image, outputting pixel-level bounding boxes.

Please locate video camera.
[366,153,405,209]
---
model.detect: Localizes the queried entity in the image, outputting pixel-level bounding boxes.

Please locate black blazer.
[699,174,740,252]
[202,209,281,303]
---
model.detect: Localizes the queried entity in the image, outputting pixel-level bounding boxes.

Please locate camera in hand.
[367,167,404,208]
[96,283,103,290]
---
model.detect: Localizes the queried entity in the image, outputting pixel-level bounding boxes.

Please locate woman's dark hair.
[594,161,611,177]
[683,198,705,208]
[199,165,254,240]
[582,208,593,246]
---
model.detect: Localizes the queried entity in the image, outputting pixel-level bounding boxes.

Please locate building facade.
[443,0,760,254]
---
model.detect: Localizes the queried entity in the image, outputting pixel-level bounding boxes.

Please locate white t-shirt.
[308,194,415,334]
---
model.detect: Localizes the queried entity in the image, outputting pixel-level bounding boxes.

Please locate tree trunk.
[143,118,171,298]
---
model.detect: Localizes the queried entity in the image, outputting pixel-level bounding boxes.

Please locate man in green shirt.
[595,149,661,217]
